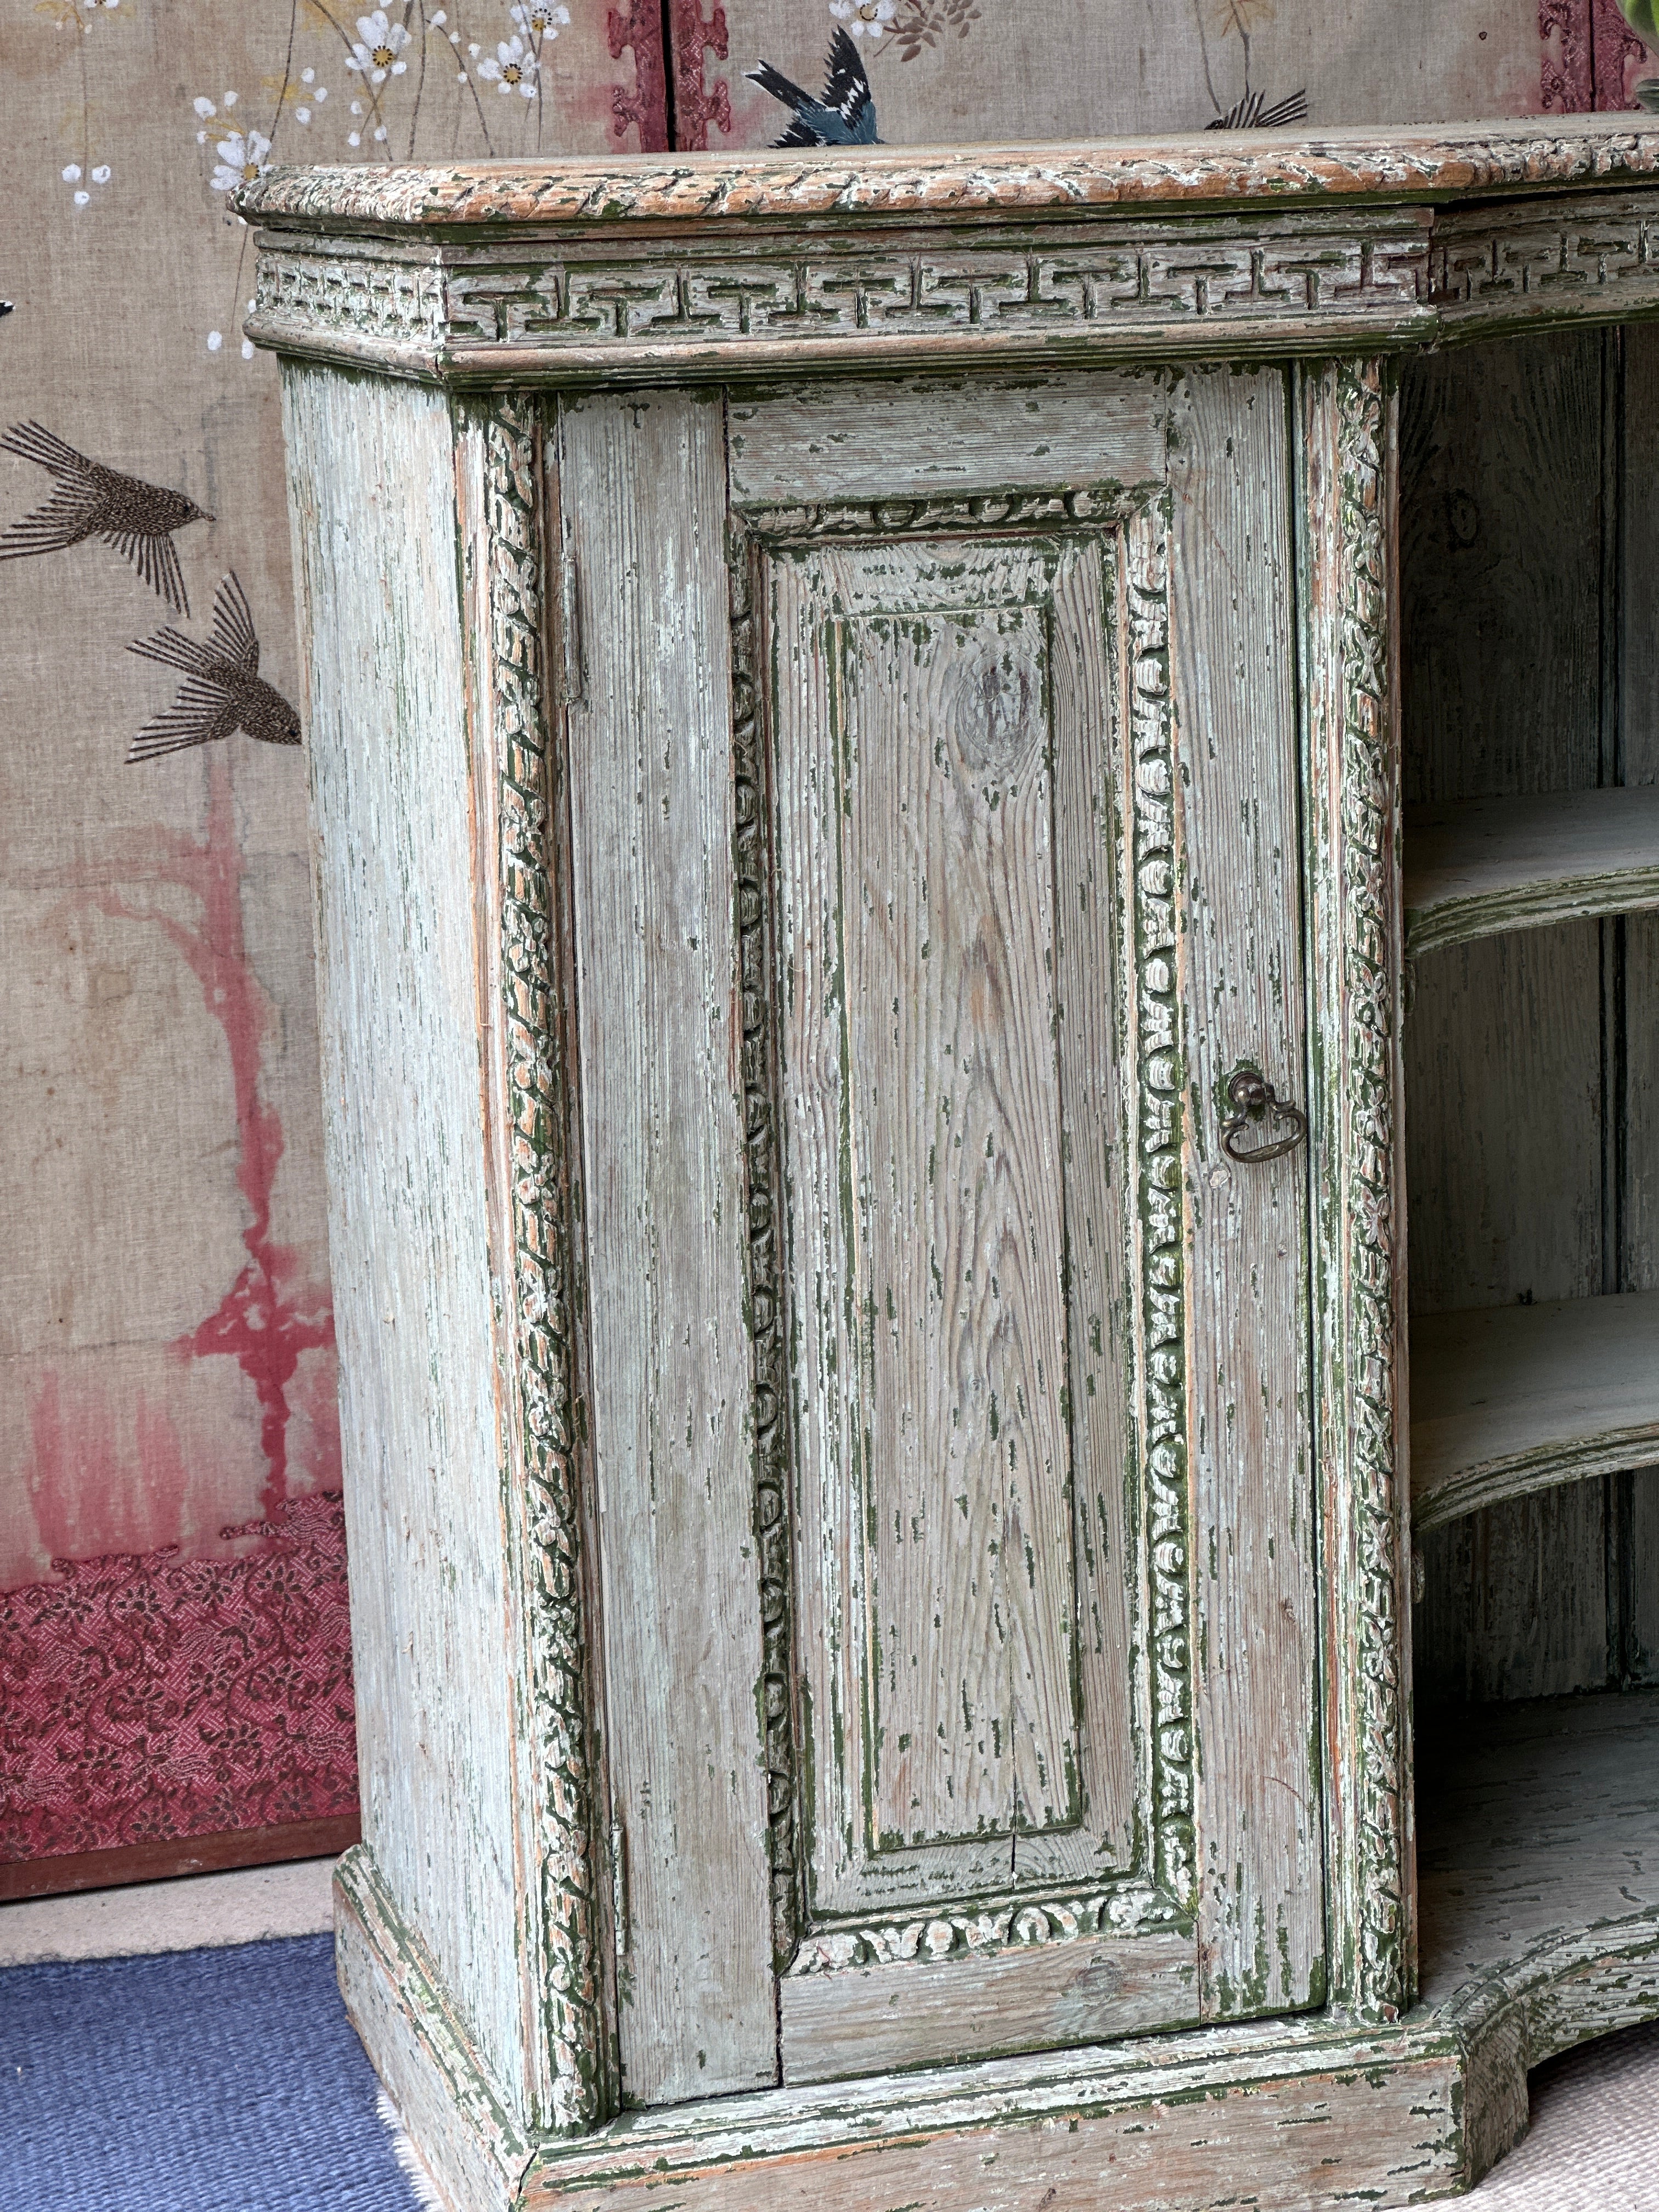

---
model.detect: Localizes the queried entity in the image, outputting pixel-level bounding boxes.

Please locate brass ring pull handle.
[1221,1066,1308,1165]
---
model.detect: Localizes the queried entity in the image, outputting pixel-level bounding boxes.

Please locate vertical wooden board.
[1402,927,1604,1314]
[838,595,1076,1850]
[1047,541,1139,1876]
[1168,368,1323,2013]
[1398,332,1604,808]
[556,390,775,2106]
[281,365,526,2109]
[1413,1484,1609,1705]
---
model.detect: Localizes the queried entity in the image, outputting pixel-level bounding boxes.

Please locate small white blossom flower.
[296,106,311,123]
[193,97,217,120]
[62,163,82,182]
[373,123,387,139]
[456,67,467,78]
[511,2,569,37]
[345,10,411,84]
[478,33,537,94]
[430,8,447,21]
[449,29,460,41]
[241,338,255,359]
[467,41,479,55]
[196,129,207,144]
[210,129,272,193]
[315,86,328,99]
[350,98,364,114]
[208,330,223,351]
[347,130,362,146]
[223,89,238,105]
[301,66,315,83]
[91,163,110,182]
[830,0,895,33]
[73,188,90,205]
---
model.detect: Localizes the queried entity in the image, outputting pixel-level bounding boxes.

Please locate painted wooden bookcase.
[243,120,1659,2212]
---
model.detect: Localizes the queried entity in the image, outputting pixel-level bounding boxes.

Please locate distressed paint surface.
[282,364,528,2106]
[556,389,776,2107]
[259,139,1659,2212]
[769,526,1143,1928]
[1167,367,1324,2019]
[1298,356,1414,2024]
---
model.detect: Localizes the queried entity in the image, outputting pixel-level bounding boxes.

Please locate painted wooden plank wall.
[282,365,528,2109]
[555,390,776,2107]
[1167,369,1324,2014]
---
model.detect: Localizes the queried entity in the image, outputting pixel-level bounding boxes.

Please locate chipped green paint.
[726,516,806,1971]
[486,393,611,2135]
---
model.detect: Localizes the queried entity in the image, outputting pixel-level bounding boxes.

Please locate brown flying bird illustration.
[0,420,211,615]
[126,572,301,764]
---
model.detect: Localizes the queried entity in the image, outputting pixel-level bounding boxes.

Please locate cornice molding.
[241,123,1659,382]
[241,119,1659,232]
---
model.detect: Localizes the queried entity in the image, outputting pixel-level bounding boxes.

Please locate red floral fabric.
[0,1492,356,1864]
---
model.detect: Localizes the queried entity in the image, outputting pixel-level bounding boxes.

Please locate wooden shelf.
[1403,787,1659,960]
[1417,1687,1659,2044]
[1409,1289,1659,1532]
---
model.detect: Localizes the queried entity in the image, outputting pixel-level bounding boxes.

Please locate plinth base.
[337,1689,1659,2212]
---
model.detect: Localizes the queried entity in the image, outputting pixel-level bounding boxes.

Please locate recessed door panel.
[770,531,1138,1922]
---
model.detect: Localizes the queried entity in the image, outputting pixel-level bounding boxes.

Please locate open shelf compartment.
[1403,787,1659,960]
[1409,1290,1659,1532]
[1417,1688,1659,2048]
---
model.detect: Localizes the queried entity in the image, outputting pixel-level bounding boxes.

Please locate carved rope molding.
[729,492,1195,1978]
[1301,359,1412,2024]
[725,523,802,1974]
[485,398,608,2130]
[1121,496,1197,1919]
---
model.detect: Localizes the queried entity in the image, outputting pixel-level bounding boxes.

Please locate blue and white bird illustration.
[747,28,881,148]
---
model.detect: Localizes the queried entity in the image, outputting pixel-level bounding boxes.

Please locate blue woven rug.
[1,1934,425,2211]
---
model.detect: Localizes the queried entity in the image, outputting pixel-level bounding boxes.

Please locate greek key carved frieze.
[249,193,1659,380]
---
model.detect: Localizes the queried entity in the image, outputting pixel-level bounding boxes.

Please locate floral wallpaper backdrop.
[0,0,1640,1885]
[0,0,665,1882]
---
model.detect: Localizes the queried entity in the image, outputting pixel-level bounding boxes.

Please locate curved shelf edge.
[1408,1288,1659,1533]
[1411,1424,1659,1533]
[1431,1908,1659,2069]
[1405,868,1659,961]
[1403,788,1659,963]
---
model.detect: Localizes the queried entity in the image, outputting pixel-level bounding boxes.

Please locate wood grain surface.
[1410,1290,1659,1529]
[284,363,531,2109]
[556,390,774,2107]
[770,527,1140,1928]
[1167,368,1323,2018]
[727,373,1165,510]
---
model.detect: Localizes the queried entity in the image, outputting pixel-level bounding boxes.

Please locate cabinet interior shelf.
[1409,1289,1659,1532]
[1403,787,1659,960]
[1417,1688,1659,2045]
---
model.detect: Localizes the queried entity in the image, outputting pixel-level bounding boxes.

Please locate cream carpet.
[1471,2023,1659,2208]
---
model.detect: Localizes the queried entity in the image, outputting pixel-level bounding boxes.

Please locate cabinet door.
[731,369,1323,2083]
